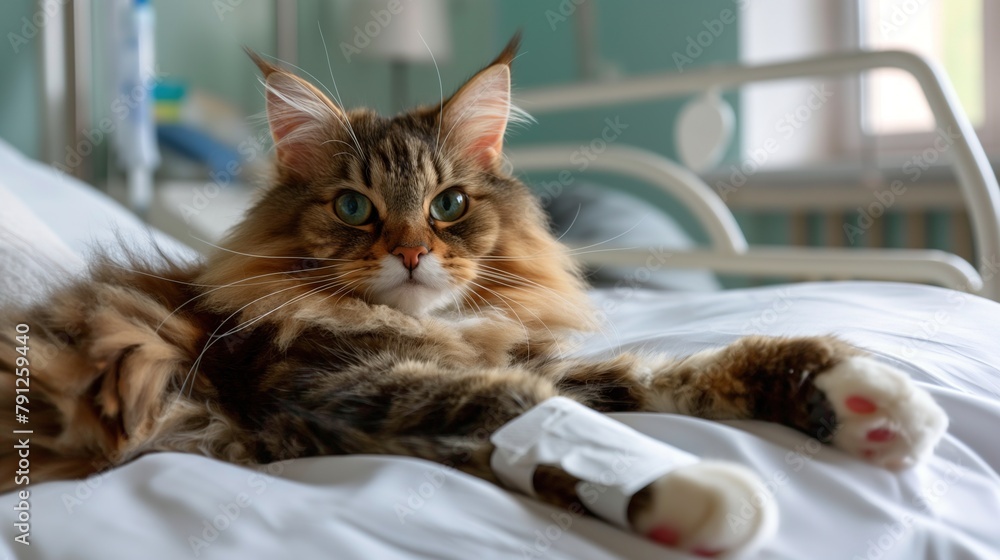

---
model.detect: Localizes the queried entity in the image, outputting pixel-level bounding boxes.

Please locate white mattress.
[1,283,998,560]
[1,139,998,559]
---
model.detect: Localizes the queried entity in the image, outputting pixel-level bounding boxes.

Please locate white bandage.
[490,397,698,528]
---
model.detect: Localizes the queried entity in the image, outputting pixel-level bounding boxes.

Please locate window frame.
[852,0,999,157]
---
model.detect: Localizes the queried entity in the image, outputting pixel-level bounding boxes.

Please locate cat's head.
[201,35,590,329]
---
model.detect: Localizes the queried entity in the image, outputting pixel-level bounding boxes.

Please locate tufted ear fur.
[246,49,345,173]
[440,34,530,170]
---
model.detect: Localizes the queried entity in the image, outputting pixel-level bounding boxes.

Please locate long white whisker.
[559,214,649,253]
[439,68,508,156]
[466,279,535,356]
[314,149,358,163]
[217,276,351,339]
[461,294,484,318]
[319,140,362,156]
[417,31,445,151]
[327,278,365,308]
[175,272,356,398]
[458,287,486,319]
[439,54,535,158]
[103,262,206,288]
[552,204,582,243]
[446,292,467,317]
[468,276,564,355]
[155,266,347,333]
[316,23,365,159]
[189,237,352,262]
[217,269,361,338]
[181,275,358,400]
[181,279,341,399]
[475,267,621,353]
[479,245,644,262]
[259,50,364,160]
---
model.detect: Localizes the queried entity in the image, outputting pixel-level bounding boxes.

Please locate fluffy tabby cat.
[0,36,947,555]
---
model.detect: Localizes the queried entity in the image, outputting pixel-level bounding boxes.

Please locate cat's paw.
[813,356,948,470]
[631,461,777,558]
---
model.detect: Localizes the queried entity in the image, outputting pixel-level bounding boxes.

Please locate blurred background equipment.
[111,0,159,213]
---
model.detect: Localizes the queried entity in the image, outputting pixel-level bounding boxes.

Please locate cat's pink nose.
[392,245,429,271]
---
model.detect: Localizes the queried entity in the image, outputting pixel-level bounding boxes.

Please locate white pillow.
[547,183,721,291]
[0,138,197,263]
[0,183,84,307]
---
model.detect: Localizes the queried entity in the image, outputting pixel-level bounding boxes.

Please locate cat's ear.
[246,48,344,170]
[440,33,527,169]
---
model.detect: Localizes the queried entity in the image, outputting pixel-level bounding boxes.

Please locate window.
[740,0,998,168]
[862,0,988,138]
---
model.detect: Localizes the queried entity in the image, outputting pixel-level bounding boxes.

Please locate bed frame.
[508,50,1000,301]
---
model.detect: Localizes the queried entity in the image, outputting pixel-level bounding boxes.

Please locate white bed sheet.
[1,138,999,559]
[1,283,998,560]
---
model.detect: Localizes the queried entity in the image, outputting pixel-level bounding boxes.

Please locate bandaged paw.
[490,397,777,556]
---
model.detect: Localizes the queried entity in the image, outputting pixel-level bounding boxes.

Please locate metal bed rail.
[509,50,1000,300]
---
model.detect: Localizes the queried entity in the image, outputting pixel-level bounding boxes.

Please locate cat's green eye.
[429,188,468,223]
[334,191,374,226]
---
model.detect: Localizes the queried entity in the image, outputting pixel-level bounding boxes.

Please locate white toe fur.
[632,461,778,557]
[814,356,948,469]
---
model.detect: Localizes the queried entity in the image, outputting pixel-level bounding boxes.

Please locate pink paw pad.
[846,395,877,414]
[646,525,680,546]
[692,547,725,557]
[867,428,895,442]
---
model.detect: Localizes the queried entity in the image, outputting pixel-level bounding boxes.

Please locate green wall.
[494,0,743,244]
[0,1,42,159]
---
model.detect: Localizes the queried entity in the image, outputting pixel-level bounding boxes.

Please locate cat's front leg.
[653,335,949,469]
[264,356,777,557]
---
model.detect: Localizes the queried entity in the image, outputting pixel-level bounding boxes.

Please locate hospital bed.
[1,50,998,559]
